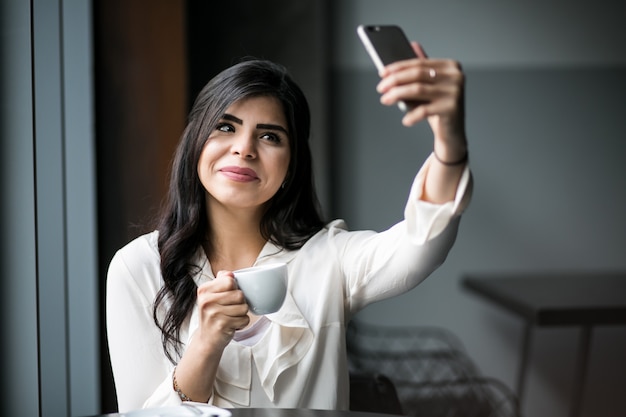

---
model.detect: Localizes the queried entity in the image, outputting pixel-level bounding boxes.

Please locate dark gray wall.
[330,2,626,417]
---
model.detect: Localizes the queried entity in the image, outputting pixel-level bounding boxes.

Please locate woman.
[107,43,472,412]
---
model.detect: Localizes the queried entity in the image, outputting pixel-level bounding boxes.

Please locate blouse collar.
[192,240,298,285]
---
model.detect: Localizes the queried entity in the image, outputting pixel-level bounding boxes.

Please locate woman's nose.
[231,134,256,159]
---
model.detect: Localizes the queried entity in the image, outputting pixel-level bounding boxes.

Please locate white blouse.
[106,155,472,412]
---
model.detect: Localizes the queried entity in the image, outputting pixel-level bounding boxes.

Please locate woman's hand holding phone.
[378,42,466,142]
[358,25,467,161]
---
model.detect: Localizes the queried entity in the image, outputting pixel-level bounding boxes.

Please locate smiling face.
[197,95,291,216]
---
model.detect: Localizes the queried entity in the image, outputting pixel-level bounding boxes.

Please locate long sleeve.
[106,233,181,412]
[340,156,472,314]
[405,153,472,244]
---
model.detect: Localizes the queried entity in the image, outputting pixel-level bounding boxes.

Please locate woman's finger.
[377,65,438,94]
[411,41,428,59]
[197,273,247,309]
[401,97,458,127]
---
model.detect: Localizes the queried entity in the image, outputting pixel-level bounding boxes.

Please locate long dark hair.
[153,59,325,362]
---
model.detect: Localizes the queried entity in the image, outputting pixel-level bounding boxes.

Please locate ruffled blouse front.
[187,241,314,407]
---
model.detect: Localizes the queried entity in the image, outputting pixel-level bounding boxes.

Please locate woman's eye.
[261,132,282,143]
[216,123,234,133]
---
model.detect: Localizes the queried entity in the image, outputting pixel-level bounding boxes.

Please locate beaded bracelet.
[172,367,193,402]
[434,150,468,166]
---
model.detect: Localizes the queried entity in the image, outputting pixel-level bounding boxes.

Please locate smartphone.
[357,25,418,111]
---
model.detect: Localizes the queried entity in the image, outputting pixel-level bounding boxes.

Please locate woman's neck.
[204,204,267,273]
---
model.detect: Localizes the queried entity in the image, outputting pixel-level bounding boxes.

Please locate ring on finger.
[428,68,437,80]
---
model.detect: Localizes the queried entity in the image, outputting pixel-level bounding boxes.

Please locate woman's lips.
[219,166,259,182]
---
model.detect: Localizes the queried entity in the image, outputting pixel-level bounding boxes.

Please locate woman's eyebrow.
[256,123,289,135]
[222,113,288,135]
[222,113,243,125]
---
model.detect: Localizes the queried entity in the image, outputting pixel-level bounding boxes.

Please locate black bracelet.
[433,150,468,166]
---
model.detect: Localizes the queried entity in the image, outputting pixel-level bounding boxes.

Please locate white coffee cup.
[233,263,288,315]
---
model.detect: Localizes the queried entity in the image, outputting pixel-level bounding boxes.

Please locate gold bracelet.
[172,367,193,402]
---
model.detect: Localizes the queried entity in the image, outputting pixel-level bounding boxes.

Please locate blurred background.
[1,1,625,417]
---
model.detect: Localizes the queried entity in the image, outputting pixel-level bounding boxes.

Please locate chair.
[346,320,520,417]
[349,373,404,415]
